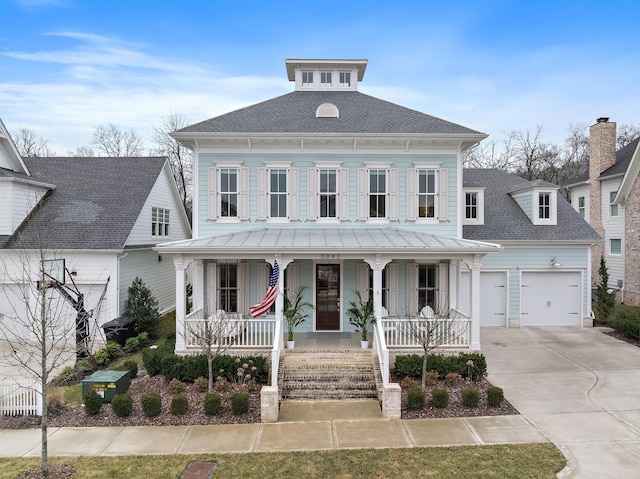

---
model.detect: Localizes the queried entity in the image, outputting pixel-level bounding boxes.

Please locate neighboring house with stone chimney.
[567,118,640,306]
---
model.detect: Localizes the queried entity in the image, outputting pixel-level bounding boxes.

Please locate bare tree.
[67,146,96,157]
[150,113,193,223]
[10,128,55,157]
[91,123,144,157]
[617,123,640,149]
[186,308,239,392]
[463,134,516,170]
[405,305,469,389]
[0,248,76,477]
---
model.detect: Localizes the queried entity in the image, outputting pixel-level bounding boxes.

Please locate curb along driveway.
[481,327,640,479]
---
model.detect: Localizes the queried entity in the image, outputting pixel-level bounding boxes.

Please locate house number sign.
[321,253,340,260]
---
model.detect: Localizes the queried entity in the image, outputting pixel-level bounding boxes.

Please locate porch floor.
[288,332,368,350]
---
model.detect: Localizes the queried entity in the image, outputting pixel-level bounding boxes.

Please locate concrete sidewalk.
[0,400,547,457]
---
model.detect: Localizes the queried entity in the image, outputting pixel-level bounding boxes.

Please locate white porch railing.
[184,313,276,349]
[382,317,471,348]
[0,378,42,416]
[372,317,390,384]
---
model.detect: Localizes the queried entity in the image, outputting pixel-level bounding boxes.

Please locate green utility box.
[82,370,130,403]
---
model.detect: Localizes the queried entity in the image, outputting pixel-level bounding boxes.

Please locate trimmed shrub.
[407,387,426,409]
[170,394,188,415]
[457,353,488,380]
[231,393,249,415]
[141,348,166,376]
[424,371,439,386]
[84,389,102,415]
[141,393,162,417]
[111,394,133,417]
[160,354,180,380]
[106,341,121,358]
[194,376,208,392]
[124,336,140,353]
[445,372,461,386]
[461,388,480,408]
[395,354,423,378]
[431,388,449,408]
[204,393,222,415]
[123,360,139,379]
[487,386,505,407]
[394,353,487,381]
[94,349,109,365]
[75,359,92,375]
[169,378,185,394]
[609,309,640,340]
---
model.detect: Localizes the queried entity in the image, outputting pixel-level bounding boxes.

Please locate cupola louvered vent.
[316,103,339,118]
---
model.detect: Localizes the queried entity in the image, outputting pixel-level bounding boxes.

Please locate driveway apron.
[481,327,640,478]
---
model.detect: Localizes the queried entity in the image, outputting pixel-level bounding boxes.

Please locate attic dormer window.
[302,71,314,87]
[533,190,557,225]
[316,103,339,118]
[320,71,332,87]
[538,193,550,219]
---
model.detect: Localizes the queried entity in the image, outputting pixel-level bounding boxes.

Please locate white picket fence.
[0,378,42,416]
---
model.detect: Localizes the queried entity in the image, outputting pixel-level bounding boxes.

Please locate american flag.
[250,260,279,318]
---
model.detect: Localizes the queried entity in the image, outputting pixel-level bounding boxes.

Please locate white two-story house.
[157,59,600,384]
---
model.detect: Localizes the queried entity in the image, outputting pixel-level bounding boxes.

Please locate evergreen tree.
[596,256,615,321]
[125,277,160,336]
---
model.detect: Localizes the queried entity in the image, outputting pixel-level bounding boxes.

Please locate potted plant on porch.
[347,291,375,349]
[283,286,313,349]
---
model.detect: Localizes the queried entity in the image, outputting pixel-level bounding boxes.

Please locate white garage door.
[459,271,508,327]
[521,272,581,326]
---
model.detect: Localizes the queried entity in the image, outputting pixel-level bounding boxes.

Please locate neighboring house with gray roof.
[156,59,599,395]
[0,118,191,346]
[567,118,640,305]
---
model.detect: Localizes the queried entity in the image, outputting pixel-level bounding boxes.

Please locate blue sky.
[1,0,639,154]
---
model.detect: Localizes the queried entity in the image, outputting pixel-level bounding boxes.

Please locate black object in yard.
[102,316,136,346]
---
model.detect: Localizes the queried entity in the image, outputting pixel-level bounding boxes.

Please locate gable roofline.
[614,139,640,204]
[0,118,30,176]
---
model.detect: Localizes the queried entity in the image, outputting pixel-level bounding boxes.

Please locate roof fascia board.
[0,118,30,176]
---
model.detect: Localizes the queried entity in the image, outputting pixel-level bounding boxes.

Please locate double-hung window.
[219,168,238,218]
[417,169,436,219]
[218,263,238,313]
[308,165,347,221]
[258,165,298,221]
[578,196,585,218]
[417,264,437,313]
[320,71,332,87]
[319,169,337,218]
[610,191,619,217]
[538,192,551,219]
[463,189,484,225]
[208,164,248,221]
[151,207,169,237]
[269,169,288,218]
[610,238,622,255]
[369,169,386,219]
[302,71,314,87]
[339,71,351,87]
[358,164,398,222]
[407,165,447,222]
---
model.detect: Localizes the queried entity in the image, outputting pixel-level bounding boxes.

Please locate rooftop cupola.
[285,58,367,92]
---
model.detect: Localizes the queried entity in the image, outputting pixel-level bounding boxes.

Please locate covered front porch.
[157,227,500,389]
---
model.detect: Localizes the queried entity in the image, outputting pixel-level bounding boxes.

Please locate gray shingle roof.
[600,137,640,178]
[463,169,601,242]
[4,157,167,250]
[177,91,484,135]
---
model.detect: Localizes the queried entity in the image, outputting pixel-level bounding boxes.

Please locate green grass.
[0,444,564,479]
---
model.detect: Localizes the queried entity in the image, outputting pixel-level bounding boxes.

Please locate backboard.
[42,258,65,285]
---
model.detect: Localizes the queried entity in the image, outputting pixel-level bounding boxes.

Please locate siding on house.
[570,184,590,221]
[600,177,625,286]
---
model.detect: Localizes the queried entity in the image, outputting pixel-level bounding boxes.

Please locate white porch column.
[470,254,482,350]
[173,254,187,353]
[449,260,459,310]
[365,254,391,320]
[193,259,204,314]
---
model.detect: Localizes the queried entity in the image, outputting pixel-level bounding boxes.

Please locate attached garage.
[459,271,508,327]
[520,271,581,326]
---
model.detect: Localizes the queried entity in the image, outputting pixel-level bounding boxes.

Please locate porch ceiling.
[156,227,501,258]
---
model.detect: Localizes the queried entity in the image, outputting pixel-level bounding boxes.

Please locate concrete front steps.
[279,349,380,401]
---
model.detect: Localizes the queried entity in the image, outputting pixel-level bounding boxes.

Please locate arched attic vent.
[316,103,339,118]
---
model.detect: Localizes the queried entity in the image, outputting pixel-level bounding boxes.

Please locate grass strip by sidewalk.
[2,443,564,479]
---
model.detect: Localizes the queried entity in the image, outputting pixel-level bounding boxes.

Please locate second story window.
[302,71,314,87]
[610,191,619,217]
[339,71,351,87]
[539,192,550,219]
[269,169,288,218]
[369,169,386,219]
[319,169,337,218]
[418,169,436,219]
[152,207,169,237]
[320,71,332,87]
[219,168,238,218]
[578,196,585,218]
[465,192,478,220]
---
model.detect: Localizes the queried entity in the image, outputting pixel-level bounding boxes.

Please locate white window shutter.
[407,168,417,221]
[238,167,249,220]
[207,263,217,313]
[406,263,418,316]
[437,263,449,312]
[389,168,399,221]
[357,263,369,301]
[256,262,268,301]
[307,168,318,220]
[439,168,449,220]
[238,262,249,315]
[257,167,267,220]
[289,168,299,220]
[208,167,217,219]
[388,263,398,316]
[339,168,349,220]
[286,262,299,295]
[357,168,367,220]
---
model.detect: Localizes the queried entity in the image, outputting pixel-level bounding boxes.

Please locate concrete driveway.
[481,327,640,478]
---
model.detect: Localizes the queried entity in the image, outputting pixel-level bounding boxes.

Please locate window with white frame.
[302,71,314,87]
[610,191,619,217]
[538,192,550,219]
[463,189,484,225]
[269,169,288,218]
[578,196,585,218]
[319,169,337,218]
[418,169,436,218]
[218,263,238,312]
[417,264,437,312]
[320,71,332,87]
[407,166,447,222]
[219,168,238,218]
[610,238,622,255]
[369,169,386,218]
[339,71,351,87]
[151,207,169,237]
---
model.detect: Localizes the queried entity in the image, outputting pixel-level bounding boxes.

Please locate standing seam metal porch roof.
[156,228,500,255]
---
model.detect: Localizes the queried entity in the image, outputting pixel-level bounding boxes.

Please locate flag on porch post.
[250,260,279,318]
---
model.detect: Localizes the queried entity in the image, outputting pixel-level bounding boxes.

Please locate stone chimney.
[589,117,616,285]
